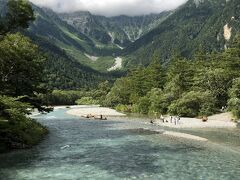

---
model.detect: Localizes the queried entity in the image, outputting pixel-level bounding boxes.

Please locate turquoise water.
[0,108,240,180]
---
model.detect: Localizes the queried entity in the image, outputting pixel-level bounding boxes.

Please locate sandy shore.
[67,106,126,117]
[155,113,237,128]
[162,131,208,141]
[137,128,208,141]
[65,107,236,141]
[108,121,209,142]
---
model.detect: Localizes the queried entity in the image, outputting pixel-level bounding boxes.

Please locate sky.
[29,0,188,17]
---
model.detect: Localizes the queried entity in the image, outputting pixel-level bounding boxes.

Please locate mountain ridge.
[58,11,171,48]
[122,0,240,67]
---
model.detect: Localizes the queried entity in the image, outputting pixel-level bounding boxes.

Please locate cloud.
[29,0,188,17]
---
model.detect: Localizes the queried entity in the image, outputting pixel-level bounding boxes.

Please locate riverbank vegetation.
[42,37,240,120]
[104,38,240,119]
[0,0,49,152]
[41,81,111,106]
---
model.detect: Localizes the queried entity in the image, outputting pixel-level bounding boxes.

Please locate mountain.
[22,5,125,73]
[2,1,117,89]
[123,0,240,67]
[24,5,171,73]
[59,11,171,48]
[2,0,239,83]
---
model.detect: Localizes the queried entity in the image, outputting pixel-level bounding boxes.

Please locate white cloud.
[29,0,188,17]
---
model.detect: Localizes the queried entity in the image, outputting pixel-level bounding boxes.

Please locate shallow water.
[0,108,240,180]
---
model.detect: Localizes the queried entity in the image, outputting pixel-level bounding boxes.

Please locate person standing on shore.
[161,115,165,123]
[177,116,180,124]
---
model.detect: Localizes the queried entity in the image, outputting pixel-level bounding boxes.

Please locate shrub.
[75,97,99,105]
[228,78,240,119]
[115,104,131,113]
[168,91,216,117]
[228,98,240,119]
[136,96,151,114]
[0,96,48,152]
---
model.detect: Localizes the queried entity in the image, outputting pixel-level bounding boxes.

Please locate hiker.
[170,116,173,123]
[221,106,225,112]
[177,116,180,124]
[174,116,177,125]
[160,115,165,123]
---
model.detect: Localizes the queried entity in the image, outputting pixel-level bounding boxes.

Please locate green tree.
[76,97,98,105]
[165,58,194,98]
[136,96,151,115]
[105,77,132,106]
[0,33,47,111]
[147,88,170,115]
[194,67,231,107]
[93,81,111,105]
[228,78,240,119]
[0,0,35,36]
[168,91,216,117]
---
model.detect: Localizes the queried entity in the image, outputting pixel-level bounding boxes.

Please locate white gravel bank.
[67,106,126,117]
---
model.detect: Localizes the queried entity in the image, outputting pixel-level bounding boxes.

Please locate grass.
[50,25,123,72]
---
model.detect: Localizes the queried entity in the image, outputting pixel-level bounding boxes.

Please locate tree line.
[44,35,240,120]
[102,37,240,119]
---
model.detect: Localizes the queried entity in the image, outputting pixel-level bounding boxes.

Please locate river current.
[0,108,240,180]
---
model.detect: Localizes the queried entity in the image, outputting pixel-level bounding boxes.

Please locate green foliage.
[0,1,48,152]
[27,5,121,71]
[93,81,111,106]
[41,90,85,105]
[147,88,169,115]
[132,88,168,115]
[0,33,49,112]
[105,77,132,106]
[43,53,113,90]
[228,78,240,119]
[0,33,46,96]
[168,91,216,117]
[41,81,112,106]
[115,104,131,113]
[76,97,98,105]
[0,96,48,152]
[105,39,240,117]
[0,96,31,123]
[194,65,232,107]
[124,0,240,67]
[135,96,151,115]
[0,0,35,36]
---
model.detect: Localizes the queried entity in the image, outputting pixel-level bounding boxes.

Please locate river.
[0,108,240,179]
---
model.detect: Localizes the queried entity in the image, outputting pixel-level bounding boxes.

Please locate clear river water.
[0,108,240,180]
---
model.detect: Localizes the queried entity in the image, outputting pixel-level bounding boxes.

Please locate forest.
[104,41,240,119]
[44,37,240,120]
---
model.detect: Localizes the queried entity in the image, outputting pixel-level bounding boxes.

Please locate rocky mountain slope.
[59,11,171,48]
[25,5,124,72]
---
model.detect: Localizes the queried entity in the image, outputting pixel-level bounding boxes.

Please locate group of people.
[150,115,181,125]
[169,115,181,125]
[83,114,107,120]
